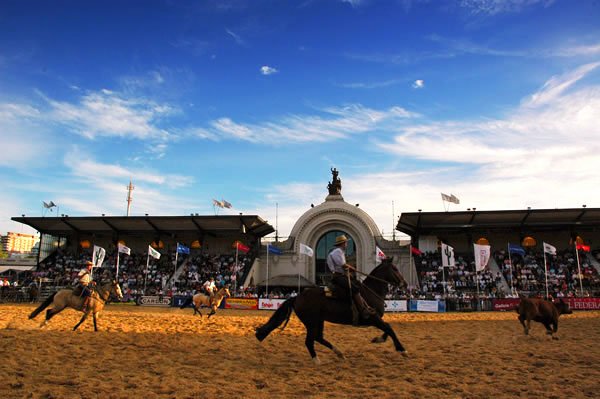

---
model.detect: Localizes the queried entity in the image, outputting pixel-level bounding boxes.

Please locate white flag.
[212,199,224,208]
[473,244,491,272]
[543,242,557,255]
[441,243,455,267]
[118,243,131,255]
[92,245,106,268]
[441,193,452,202]
[299,243,314,257]
[376,246,386,265]
[148,245,161,260]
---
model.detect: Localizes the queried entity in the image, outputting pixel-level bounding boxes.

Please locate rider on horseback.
[202,277,217,305]
[78,261,94,313]
[327,235,376,324]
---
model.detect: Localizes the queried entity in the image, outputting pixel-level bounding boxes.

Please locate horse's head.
[110,279,124,300]
[222,285,231,298]
[374,258,407,289]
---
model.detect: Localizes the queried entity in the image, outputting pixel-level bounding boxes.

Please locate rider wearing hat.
[202,277,217,304]
[77,261,95,313]
[327,235,376,324]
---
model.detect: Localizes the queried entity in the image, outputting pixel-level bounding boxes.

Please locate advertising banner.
[492,299,520,311]
[409,300,444,312]
[562,297,600,310]
[137,295,172,307]
[224,297,259,310]
[258,298,287,310]
[384,300,408,312]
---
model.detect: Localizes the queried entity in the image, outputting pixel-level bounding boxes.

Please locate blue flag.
[177,243,190,254]
[508,243,526,256]
[267,245,283,255]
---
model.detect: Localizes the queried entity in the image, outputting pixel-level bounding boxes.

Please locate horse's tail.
[29,292,56,319]
[180,296,193,309]
[255,297,296,342]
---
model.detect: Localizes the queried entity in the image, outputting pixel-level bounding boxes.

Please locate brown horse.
[29,280,123,331]
[255,259,408,363]
[179,286,231,318]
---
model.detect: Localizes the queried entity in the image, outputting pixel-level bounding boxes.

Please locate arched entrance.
[315,230,356,286]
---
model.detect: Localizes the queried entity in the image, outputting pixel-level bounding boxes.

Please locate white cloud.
[260,65,279,75]
[205,104,418,144]
[44,89,174,140]
[225,28,245,46]
[459,0,555,15]
[412,79,425,89]
[338,79,404,89]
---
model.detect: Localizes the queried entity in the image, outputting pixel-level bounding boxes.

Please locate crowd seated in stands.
[411,251,504,299]
[495,247,600,297]
[31,247,255,300]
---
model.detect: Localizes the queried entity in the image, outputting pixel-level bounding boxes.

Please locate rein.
[90,284,113,305]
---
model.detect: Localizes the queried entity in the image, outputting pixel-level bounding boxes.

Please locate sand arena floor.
[1,304,599,399]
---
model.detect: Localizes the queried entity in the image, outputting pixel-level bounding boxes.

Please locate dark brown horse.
[255,259,408,363]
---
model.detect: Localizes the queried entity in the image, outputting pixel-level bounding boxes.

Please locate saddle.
[72,285,83,296]
[323,284,349,300]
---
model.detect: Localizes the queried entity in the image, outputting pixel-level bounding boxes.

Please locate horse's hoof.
[552,336,559,340]
[371,337,385,344]
[400,351,409,358]
[312,357,321,365]
[332,347,345,359]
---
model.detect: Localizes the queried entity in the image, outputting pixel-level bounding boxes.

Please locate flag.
[376,246,386,265]
[441,193,460,204]
[576,243,591,252]
[441,243,455,267]
[212,199,224,208]
[267,244,283,255]
[543,242,557,255]
[118,243,131,255]
[222,200,233,209]
[92,245,106,268]
[411,246,423,256]
[148,245,161,259]
[234,241,250,253]
[299,243,313,257]
[508,243,526,256]
[176,243,190,254]
[43,201,51,208]
[473,244,491,272]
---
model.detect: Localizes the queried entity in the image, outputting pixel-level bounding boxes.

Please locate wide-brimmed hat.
[334,235,348,246]
[85,261,93,267]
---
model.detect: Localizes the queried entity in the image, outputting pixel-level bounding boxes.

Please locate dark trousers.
[331,274,361,298]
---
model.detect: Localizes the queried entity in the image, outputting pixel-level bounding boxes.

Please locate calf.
[517,297,572,340]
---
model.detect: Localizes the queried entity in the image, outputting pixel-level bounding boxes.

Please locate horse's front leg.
[93,312,99,332]
[372,333,388,343]
[73,313,89,331]
[207,307,216,319]
[370,317,407,356]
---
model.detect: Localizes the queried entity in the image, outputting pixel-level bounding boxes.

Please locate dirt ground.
[1,304,599,399]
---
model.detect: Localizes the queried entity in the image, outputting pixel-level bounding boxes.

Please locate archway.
[315,230,356,286]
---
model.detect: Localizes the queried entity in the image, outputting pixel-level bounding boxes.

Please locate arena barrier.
[256,298,411,312]
[490,297,600,311]
[409,299,446,312]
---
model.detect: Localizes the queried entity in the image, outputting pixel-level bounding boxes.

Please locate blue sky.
[1,0,600,239]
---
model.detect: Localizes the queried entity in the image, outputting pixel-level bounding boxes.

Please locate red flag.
[576,243,591,252]
[233,241,250,253]
[411,246,423,256]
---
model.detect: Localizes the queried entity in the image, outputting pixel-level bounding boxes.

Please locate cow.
[516,297,572,340]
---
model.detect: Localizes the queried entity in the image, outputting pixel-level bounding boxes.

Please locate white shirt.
[78,268,92,286]
[203,280,216,292]
[327,247,346,274]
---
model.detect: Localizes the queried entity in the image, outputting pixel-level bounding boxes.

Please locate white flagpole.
[116,252,120,278]
[266,243,269,297]
[174,242,179,280]
[507,243,514,294]
[574,243,584,297]
[144,252,150,294]
[543,251,549,299]
[235,244,239,292]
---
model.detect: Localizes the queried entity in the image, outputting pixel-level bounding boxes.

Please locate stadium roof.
[396,208,600,236]
[11,215,275,237]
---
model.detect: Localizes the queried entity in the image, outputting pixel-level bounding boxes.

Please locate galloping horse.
[29,279,123,331]
[256,259,408,363]
[179,286,231,318]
